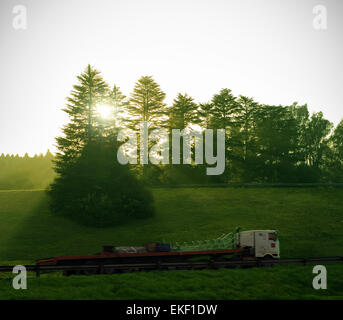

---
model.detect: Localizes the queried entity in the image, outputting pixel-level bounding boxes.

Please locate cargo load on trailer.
[36,229,280,275]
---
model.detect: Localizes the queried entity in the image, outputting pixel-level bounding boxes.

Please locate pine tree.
[198,102,214,129]
[54,65,109,174]
[253,105,299,182]
[206,89,239,182]
[163,94,200,184]
[96,84,129,136]
[127,76,167,129]
[229,96,260,181]
[109,84,129,130]
[211,88,239,130]
[50,67,155,226]
[125,76,166,181]
[168,93,199,130]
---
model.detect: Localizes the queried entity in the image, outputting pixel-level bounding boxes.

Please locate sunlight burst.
[96,104,112,119]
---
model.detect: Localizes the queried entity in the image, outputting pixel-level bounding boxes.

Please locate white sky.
[0,0,342,155]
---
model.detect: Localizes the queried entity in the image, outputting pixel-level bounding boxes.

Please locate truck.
[36,229,280,275]
[236,230,280,259]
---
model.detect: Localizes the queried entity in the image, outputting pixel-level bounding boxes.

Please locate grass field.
[0,188,342,299]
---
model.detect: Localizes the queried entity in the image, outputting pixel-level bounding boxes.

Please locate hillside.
[0,188,342,299]
[0,188,342,262]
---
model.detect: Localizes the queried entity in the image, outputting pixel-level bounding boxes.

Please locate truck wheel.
[263,255,274,267]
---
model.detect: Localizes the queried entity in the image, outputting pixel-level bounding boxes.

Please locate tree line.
[55,65,343,185]
[1,64,343,190]
[0,151,55,189]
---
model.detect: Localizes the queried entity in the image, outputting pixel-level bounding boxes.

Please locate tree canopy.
[1,65,343,194]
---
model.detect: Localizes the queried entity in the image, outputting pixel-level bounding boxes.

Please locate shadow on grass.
[0,190,170,263]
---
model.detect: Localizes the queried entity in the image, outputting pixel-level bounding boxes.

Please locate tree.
[49,139,155,227]
[229,96,260,181]
[54,65,109,174]
[162,94,202,185]
[109,84,129,130]
[331,120,343,159]
[126,76,167,181]
[288,103,310,163]
[253,105,299,182]
[235,96,259,161]
[211,89,239,130]
[0,151,55,190]
[127,76,167,129]
[96,84,129,136]
[50,66,155,226]
[325,119,343,181]
[209,89,239,182]
[304,112,333,169]
[198,102,213,129]
[168,93,199,130]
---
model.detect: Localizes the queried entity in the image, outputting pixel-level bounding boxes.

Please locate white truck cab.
[237,230,280,259]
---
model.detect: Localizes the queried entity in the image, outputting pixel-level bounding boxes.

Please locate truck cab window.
[268,233,277,241]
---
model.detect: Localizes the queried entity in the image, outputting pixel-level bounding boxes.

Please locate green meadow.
[0,188,342,299]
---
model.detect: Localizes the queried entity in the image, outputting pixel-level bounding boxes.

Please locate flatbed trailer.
[35,229,282,275]
[36,247,261,276]
[37,248,243,266]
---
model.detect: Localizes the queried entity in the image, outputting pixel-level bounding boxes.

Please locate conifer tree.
[50,68,155,226]
[54,65,109,174]
[198,102,214,129]
[211,88,239,130]
[168,93,199,130]
[125,76,166,181]
[127,76,167,129]
[109,84,129,130]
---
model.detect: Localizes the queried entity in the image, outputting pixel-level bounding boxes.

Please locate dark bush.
[48,140,154,227]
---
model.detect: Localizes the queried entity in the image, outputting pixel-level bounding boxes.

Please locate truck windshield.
[268,233,277,241]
